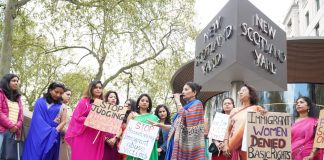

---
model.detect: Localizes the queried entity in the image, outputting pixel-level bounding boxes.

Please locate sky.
[194,0,294,30]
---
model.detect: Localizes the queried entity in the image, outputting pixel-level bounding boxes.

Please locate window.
[302,0,308,8]
[316,0,320,10]
[305,12,309,26]
[287,19,292,28]
[287,19,292,35]
[315,23,320,36]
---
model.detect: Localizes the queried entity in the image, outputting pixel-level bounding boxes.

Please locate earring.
[308,109,310,112]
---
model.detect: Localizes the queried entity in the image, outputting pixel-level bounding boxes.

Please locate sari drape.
[22,97,62,160]
[227,105,262,160]
[291,117,323,160]
[165,99,205,160]
[65,98,106,160]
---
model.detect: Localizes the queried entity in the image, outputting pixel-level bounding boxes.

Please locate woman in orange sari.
[222,84,263,160]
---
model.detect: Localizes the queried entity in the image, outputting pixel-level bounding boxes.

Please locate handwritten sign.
[314,110,324,148]
[84,99,127,134]
[119,120,159,160]
[246,111,291,160]
[208,112,229,140]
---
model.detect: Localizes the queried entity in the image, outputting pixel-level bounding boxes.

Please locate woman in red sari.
[291,96,323,160]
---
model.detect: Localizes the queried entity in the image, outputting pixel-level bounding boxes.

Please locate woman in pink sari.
[65,80,106,160]
[291,96,323,160]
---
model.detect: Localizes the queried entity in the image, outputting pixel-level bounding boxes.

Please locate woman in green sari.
[126,94,159,160]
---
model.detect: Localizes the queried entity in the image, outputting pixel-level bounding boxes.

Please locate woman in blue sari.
[165,81,205,160]
[23,82,67,160]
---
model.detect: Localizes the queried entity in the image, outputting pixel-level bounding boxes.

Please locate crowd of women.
[0,73,323,160]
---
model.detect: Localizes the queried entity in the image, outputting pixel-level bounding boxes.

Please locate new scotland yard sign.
[194,0,287,91]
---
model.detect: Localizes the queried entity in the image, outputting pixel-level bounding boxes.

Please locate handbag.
[208,142,219,154]
[0,130,24,160]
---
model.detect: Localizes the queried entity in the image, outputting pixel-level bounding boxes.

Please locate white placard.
[119,120,159,160]
[208,112,229,140]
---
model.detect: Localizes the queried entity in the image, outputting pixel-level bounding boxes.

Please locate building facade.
[284,0,324,37]
[171,0,324,123]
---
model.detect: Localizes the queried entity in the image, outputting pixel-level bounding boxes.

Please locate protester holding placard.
[60,88,72,160]
[291,96,323,160]
[165,82,206,160]
[221,84,263,160]
[126,94,159,160]
[211,97,235,160]
[23,82,67,160]
[153,104,171,160]
[65,80,105,160]
[103,90,122,160]
[119,99,137,160]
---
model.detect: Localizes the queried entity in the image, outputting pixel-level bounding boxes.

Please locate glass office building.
[204,83,324,122]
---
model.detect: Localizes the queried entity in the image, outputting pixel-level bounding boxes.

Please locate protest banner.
[208,112,229,140]
[119,120,159,160]
[246,111,291,160]
[84,99,128,134]
[314,110,324,148]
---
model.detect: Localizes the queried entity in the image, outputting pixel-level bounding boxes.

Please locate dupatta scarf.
[165,99,205,160]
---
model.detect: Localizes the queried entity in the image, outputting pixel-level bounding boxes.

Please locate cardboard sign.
[314,110,324,148]
[208,112,229,140]
[119,120,159,160]
[246,111,291,160]
[84,99,127,134]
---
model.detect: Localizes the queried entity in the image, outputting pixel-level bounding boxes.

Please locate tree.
[3,9,90,110]
[0,0,31,76]
[60,71,94,108]
[1,0,197,110]
[35,0,196,89]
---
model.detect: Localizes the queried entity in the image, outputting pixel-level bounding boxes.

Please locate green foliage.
[2,0,198,111]
[34,0,197,109]
[59,71,94,108]
[0,10,96,111]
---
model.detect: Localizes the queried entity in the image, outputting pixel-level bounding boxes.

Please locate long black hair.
[104,90,120,105]
[83,80,103,101]
[136,94,153,114]
[0,74,20,102]
[154,104,171,125]
[43,82,66,104]
[126,99,137,112]
[295,96,318,118]
[123,99,137,123]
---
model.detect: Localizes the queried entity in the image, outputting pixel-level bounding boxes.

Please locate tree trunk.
[0,0,17,76]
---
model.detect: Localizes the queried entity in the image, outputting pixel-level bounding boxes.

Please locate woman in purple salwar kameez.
[291,96,323,160]
[65,80,106,160]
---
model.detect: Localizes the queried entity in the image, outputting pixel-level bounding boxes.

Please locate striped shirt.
[7,99,19,124]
